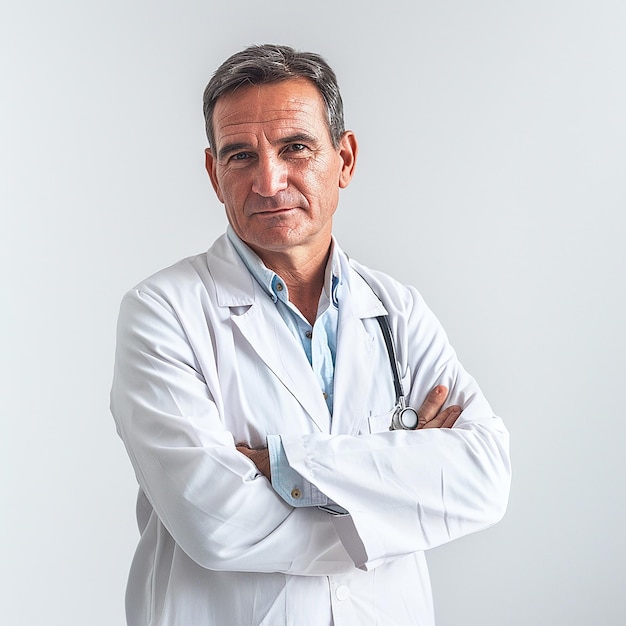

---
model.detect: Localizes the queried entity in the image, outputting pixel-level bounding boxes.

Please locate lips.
[245,193,307,216]
[255,207,296,215]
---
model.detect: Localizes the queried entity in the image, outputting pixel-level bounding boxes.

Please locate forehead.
[211,78,329,147]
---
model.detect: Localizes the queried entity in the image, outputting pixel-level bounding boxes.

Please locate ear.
[338,131,358,189]
[204,148,225,203]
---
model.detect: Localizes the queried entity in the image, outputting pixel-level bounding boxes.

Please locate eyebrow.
[217,142,250,161]
[217,133,319,161]
[279,133,318,146]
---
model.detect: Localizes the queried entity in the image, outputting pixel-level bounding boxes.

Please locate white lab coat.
[111,234,511,626]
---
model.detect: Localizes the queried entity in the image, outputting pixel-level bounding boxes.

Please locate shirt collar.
[226,225,341,308]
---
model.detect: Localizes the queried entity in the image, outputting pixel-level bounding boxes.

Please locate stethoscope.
[348,264,420,431]
[375,315,419,430]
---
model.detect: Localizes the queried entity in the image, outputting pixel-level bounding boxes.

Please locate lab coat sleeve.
[278,281,512,571]
[110,286,355,576]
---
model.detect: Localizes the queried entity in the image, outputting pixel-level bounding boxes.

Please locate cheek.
[218,173,246,206]
[308,171,339,208]
[304,156,342,198]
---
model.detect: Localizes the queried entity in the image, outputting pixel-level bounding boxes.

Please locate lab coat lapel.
[208,236,331,433]
[231,303,331,433]
[332,261,387,435]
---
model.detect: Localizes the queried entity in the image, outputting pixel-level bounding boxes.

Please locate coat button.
[335,585,350,601]
[291,488,302,499]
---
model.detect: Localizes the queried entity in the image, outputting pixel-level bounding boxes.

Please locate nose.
[251,153,288,197]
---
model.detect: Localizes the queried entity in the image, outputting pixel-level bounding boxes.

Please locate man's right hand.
[416,385,461,429]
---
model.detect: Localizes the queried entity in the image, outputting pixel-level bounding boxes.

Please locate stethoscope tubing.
[375,315,405,402]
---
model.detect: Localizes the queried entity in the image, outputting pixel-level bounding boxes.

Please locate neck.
[255,243,331,326]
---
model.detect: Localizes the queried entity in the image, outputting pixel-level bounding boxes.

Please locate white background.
[1,1,625,624]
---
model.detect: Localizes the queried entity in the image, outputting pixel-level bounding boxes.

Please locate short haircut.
[203,44,345,149]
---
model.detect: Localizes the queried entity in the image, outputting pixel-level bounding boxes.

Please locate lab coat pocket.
[366,369,412,434]
[367,410,394,433]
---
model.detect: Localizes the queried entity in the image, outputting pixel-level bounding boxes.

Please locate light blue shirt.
[227,227,341,508]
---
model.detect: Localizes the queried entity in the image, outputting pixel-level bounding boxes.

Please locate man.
[111,44,511,626]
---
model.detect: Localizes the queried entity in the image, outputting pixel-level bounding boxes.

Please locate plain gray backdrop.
[1,1,624,624]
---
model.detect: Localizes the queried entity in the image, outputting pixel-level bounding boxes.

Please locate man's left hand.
[237,445,271,480]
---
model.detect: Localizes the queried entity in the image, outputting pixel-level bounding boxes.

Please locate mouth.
[252,207,298,216]
[246,192,306,216]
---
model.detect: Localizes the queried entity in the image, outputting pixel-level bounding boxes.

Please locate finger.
[440,405,462,429]
[442,405,462,428]
[236,445,252,458]
[420,405,462,430]
[417,385,449,427]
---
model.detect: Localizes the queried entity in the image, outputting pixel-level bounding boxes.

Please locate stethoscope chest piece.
[391,403,419,431]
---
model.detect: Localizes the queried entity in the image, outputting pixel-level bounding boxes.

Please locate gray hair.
[202,44,345,149]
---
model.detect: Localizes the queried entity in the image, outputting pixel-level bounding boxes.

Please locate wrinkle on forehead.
[212,79,327,145]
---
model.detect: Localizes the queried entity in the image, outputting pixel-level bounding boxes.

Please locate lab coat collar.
[206,232,387,317]
[341,254,389,320]
[205,234,257,307]
[207,235,387,312]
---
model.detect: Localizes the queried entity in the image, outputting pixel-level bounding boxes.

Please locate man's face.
[205,78,356,262]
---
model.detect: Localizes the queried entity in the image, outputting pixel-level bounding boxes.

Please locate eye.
[231,152,250,161]
[282,143,309,156]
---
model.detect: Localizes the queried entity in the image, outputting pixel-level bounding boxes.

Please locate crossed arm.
[237,384,461,480]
